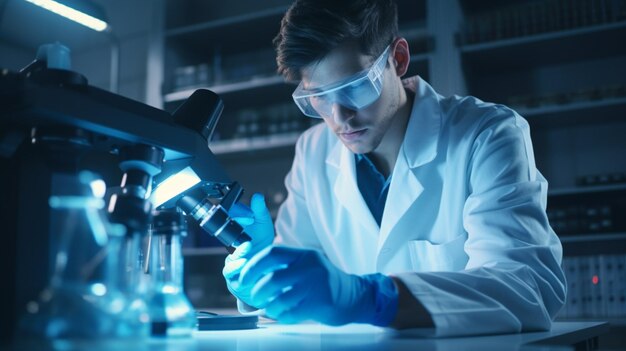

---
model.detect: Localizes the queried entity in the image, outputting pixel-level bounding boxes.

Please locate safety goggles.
[292,45,391,118]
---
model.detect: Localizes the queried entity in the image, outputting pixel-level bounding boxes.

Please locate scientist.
[222,0,566,336]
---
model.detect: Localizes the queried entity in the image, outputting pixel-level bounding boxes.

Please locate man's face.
[300,42,400,155]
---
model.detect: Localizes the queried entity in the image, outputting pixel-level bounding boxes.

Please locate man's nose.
[330,103,356,125]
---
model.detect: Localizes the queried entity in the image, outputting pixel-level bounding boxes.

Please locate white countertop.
[10,321,608,351]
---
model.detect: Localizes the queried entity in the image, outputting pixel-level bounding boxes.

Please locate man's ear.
[391,37,410,77]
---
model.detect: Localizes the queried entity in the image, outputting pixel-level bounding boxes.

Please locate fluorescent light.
[25,0,108,32]
[151,167,202,208]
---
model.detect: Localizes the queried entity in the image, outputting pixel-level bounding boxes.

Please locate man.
[223,0,566,336]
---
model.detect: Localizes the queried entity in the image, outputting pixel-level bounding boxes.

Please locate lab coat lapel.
[378,77,442,254]
[378,151,423,249]
[326,142,379,233]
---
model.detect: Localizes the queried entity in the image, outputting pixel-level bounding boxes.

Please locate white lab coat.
[275,76,566,337]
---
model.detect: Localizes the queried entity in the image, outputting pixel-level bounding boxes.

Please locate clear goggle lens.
[292,45,391,118]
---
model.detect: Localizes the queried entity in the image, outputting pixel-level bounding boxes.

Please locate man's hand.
[223,193,275,307]
[238,245,399,326]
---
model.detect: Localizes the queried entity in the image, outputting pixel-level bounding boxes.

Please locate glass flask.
[19,171,150,339]
[145,210,196,337]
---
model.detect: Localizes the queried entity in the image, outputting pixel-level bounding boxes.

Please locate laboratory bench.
[9,320,609,351]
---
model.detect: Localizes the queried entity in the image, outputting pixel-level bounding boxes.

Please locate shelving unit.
[209,132,300,155]
[518,96,626,128]
[458,0,626,186]
[458,1,626,329]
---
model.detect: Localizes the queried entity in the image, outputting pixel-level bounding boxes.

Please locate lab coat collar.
[402,76,442,169]
[376,77,441,260]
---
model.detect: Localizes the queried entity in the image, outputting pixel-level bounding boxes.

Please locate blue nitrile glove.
[238,245,399,326]
[223,193,275,308]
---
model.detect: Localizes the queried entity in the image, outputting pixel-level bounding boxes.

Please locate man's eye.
[345,80,368,94]
[309,95,331,109]
[342,85,363,99]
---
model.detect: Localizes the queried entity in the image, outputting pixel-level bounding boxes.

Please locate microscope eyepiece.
[172,89,223,142]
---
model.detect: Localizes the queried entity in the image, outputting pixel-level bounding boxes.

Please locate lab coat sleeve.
[395,111,566,337]
[274,130,324,250]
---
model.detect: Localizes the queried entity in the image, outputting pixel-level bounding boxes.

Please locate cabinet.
[457,0,626,322]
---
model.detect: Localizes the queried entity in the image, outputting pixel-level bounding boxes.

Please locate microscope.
[0,44,252,343]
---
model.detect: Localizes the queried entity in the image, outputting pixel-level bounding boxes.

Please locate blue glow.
[89,179,107,198]
[162,285,179,294]
[151,167,201,208]
[49,196,104,209]
[25,0,108,32]
[91,283,107,296]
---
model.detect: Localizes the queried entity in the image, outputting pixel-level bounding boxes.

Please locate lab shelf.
[549,183,626,196]
[561,235,626,256]
[559,232,626,243]
[209,132,300,155]
[165,6,288,38]
[520,96,626,127]
[460,21,626,72]
[164,75,284,103]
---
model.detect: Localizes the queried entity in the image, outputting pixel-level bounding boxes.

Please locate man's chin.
[342,142,373,155]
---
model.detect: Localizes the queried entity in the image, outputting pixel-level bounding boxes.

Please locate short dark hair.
[273,0,399,82]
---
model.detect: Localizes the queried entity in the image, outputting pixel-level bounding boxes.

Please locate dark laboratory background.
[1,0,625,347]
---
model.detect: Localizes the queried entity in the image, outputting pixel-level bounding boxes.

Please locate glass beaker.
[18,171,150,340]
[145,210,196,337]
